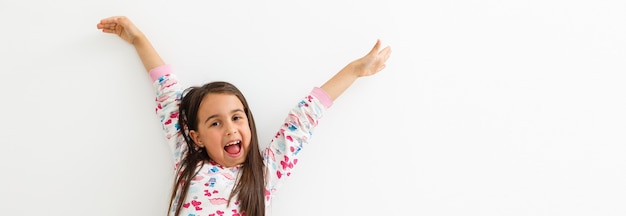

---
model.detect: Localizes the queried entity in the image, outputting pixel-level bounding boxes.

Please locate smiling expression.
[189,93,252,168]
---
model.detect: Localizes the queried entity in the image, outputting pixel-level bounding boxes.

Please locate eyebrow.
[204,109,245,124]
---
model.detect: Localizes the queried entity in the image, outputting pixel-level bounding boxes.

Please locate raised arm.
[98,16,185,167]
[321,39,392,101]
[97,16,165,72]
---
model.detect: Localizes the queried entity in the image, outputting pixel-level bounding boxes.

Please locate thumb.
[366,39,382,56]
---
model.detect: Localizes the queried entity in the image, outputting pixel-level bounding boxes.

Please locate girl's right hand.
[97,16,144,44]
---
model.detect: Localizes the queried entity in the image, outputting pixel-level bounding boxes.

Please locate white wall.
[1,0,625,215]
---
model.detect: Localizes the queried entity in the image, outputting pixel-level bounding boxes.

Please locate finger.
[113,16,133,29]
[377,64,387,72]
[367,39,382,56]
[379,46,392,61]
[96,21,112,29]
[99,17,120,25]
[101,29,117,34]
[97,23,116,29]
[98,16,129,30]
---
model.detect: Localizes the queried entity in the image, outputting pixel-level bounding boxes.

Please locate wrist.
[131,33,148,46]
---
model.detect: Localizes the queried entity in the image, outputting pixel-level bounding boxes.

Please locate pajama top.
[150,65,333,216]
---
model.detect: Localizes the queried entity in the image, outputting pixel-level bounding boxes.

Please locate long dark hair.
[168,81,266,216]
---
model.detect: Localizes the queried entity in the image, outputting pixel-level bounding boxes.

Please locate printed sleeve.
[263,87,333,202]
[151,65,187,170]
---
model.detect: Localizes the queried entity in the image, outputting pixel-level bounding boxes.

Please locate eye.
[210,121,220,127]
[233,116,242,121]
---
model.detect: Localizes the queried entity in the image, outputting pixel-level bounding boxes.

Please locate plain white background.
[1,0,625,215]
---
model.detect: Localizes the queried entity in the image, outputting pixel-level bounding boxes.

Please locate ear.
[189,130,204,148]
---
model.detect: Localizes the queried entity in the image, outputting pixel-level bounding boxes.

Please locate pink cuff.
[311,87,333,109]
[149,64,172,81]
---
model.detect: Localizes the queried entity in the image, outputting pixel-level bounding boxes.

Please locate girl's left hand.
[349,39,392,77]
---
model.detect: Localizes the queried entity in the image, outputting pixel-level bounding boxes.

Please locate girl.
[97,16,391,216]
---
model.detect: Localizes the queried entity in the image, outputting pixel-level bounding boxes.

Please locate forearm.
[133,35,165,72]
[264,90,328,191]
[320,64,359,101]
[153,72,186,168]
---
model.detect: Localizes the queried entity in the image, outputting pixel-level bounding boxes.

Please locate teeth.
[226,140,240,146]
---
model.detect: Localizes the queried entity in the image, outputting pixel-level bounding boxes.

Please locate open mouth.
[224,140,242,155]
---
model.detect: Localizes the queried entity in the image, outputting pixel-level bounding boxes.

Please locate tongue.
[225,144,241,154]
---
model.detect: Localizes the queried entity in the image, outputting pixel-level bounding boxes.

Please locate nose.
[225,123,238,135]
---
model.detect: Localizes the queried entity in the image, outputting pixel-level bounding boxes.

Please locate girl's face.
[190,93,252,168]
